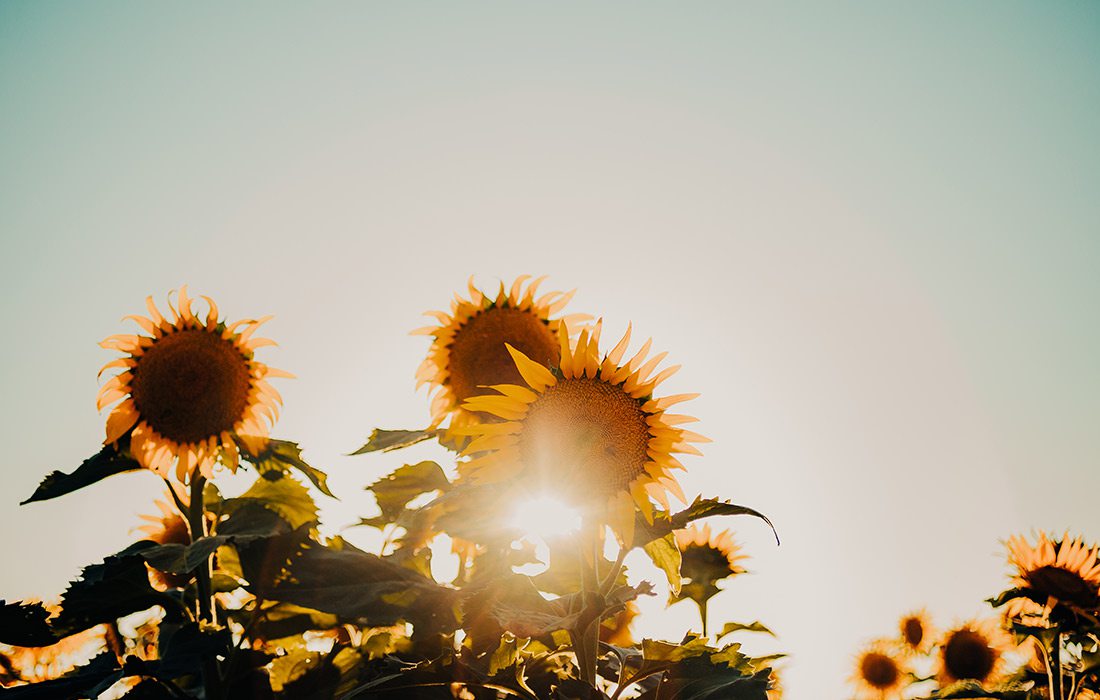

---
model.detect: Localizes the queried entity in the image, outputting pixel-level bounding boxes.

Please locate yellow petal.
[506,344,556,392]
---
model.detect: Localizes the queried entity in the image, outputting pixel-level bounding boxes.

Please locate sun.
[459,320,707,544]
[97,287,290,482]
[508,495,583,542]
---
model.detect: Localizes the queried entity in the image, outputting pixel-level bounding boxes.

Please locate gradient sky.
[2,4,1098,697]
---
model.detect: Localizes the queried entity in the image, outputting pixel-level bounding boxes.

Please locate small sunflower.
[898,609,934,654]
[460,321,707,544]
[1005,531,1100,620]
[674,524,747,592]
[936,619,1011,687]
[852,640,908,698]
[413,276,587,433]
[97,287,290,482]
[135,493,193,590]
[599,600,639,647]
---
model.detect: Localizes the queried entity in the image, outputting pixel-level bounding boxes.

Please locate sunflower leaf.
[21,441,143,505]
[932,680,1033,699]
[351,428,438,455]
[0,600,58,646]
[717,622,775,639]
[225,472,319,529]
[255,439,335,499]
[0,651,122,700]
[367,461,451,521]
[643,534,682,596]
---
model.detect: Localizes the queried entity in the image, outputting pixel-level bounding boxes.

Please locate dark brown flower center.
[1027,565,1100,607]
[447,306,559,404]
[131,329,252,444]
[680,544,737,585]
[902,617,924,647]
[943,629,996,681]
[517,378,651,501]
[860,652,899,689]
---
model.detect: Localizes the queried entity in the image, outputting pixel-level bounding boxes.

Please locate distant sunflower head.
[1005,531,1100,619]
[599,600,639,647]
[97,287,290,482]
[852,640,907,697]
[675,524,747,589]
[460,321,708,544]
[898,609,934,654]
[414,276,587,432]
[135,493,193,590]
[936,619,1010,686]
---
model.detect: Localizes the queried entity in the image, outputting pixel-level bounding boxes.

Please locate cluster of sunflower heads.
[850,530,1100,700]
[2,278,783,699]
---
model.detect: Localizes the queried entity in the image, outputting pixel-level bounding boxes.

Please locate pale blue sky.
[2,3,1098,696]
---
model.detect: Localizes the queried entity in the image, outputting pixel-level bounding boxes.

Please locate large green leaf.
[0,600,58,647]
[643,534,682,596]
[225,472,319,529]
[368,461,451,522]
[351,428,438,455]
[21,441,143,505]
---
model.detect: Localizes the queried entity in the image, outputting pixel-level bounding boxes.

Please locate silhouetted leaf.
[636,497,778,547]
[351,429,438,455]
[0,600,58,646]
[21,442,142,505]
[53,542,180,637]
[253,439,335,498]
[117,679,177,699]
[368,461,450,521]
[932,681,1032,699]
[717,622,775,639]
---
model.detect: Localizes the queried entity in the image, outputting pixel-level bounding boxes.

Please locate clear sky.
[1,3,1098,697]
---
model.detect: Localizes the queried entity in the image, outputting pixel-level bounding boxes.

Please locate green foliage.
[367,461,450,522]
[251,438,336,499]
[351,428,439,455]
[717,622,776,639]
[643,534,682,596]
[0,601,57,647]
[20,441,143,505]
[637,497,779,547]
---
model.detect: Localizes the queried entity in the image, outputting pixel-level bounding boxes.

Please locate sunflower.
[413,276,587,433]
[898,609,934,654]
[852,640,908,698]
[97,287,290,482]
[599,600,639,647]
[936,619,1011,687]
[674,524,747,595]
[459,321,707,544]
[1005,531,1100,620]
[135,493,193,590]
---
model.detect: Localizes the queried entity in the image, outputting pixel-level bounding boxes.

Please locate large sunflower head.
[413,276,587,432]
[1005,531,1100,620]
[460,321,708,544]
[852,640,908,698]
[898,609,934,654]
[97,287,290,482]
[674,524,747,591]
[936,619,1011,687]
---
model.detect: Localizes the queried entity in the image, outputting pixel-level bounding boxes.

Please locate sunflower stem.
[572,517,602,688]
[698,600,708,639]
[1053,629,1063,700]
[188,470,223,699]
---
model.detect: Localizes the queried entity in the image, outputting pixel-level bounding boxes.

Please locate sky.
[1,3,1098,697]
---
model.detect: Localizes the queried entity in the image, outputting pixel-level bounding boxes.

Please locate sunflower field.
[0,278,785,700]
[849,531,1100,699]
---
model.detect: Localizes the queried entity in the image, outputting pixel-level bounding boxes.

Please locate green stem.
[699,600,708,639]
[1053,630,1063,700]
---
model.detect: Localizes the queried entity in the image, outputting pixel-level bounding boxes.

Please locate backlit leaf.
[21,441,142,505]
[351,428,438,455]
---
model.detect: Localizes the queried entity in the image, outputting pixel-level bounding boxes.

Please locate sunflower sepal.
[20,438,144,506]
[350,427,440,455]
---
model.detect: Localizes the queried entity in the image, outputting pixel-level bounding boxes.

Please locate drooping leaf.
[351,428,438,455]
[0,600,58,647]
[368,461,451,522]
[21,441,143,505]
[252,439,335,498]
[717,622,775,639]
[636,497,778,547]
[643,534,682,596]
